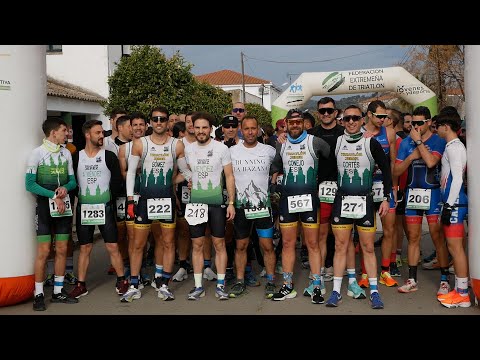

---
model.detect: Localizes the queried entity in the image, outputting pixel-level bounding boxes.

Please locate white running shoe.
[203,267,217,281]
[120,286,142,303]
[173,267,188,282]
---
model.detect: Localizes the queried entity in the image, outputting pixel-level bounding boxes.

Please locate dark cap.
[285,108,304,120]
[222,115,239,127]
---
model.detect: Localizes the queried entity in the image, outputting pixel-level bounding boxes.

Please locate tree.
[401,45,464,110]
[245,103,271,129]
[103,45,232,122]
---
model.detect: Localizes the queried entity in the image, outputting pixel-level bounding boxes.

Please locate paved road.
[2,224,478,316]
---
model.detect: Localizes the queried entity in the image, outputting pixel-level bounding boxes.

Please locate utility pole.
[287,72,300,85]
[241,52,246,103]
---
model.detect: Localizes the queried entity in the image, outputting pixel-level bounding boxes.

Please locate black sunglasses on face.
[151,116,168,123]
[232,108,245,113]
[343,115,362,122]
[412,120,426,126]
[318,108,335,115]
[223,125,238,129]
[372,112,388,120]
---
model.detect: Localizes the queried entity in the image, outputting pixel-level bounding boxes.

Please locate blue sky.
[159,45,409,90]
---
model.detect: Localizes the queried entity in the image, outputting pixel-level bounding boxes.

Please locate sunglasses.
[318,108,336,115]
[412,120,426,126]
[371,112,389,120]
[151,116,168,123]
[343,115,362,122]
[223,125,238,129]
[232,108,245,113]
[287,119,303,125]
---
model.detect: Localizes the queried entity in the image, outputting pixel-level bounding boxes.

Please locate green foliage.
[245,103,271,128]
[103,45,231,121]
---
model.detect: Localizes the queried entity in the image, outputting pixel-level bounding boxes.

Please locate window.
[46,45,62,53]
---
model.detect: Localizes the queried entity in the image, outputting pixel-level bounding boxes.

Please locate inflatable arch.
[0,46,45,306]
[271,66,438,124]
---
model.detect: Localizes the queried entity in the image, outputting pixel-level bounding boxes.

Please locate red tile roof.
[47,76,105,103]
[196,69,270,86]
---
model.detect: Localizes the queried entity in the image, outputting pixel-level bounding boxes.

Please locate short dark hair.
[435,113,461,132]
[110,108,127,119]
[82,120,103,136]
[129,112,146,125]
[241,116,258,128]
[302,111,316,128]
[344,104,363,113]
[192,111,215,127]
[412,106,431,120]
[173,121,186,138]
[317,97,336,108]
[116,115,131,130]
[388,108,402,127]
[367,100,386,113]
[42,117,67,137]
[150,106,169,120]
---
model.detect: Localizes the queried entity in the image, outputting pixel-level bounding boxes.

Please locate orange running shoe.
[358,273,369,288]
[437,289,457,302]
[440,291,471,308]
[379,271,398,287]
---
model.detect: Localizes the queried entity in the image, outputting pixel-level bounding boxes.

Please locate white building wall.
[46,45,110,98]
[220,84,277,111]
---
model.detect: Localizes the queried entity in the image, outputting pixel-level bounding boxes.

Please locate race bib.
[406,188,431,210]
[147,198,172,220]
[245,206,270,219]
[222,189,229,205]
[276,174,283,185]
[49,197,73,217]
[80,203,105,225]
[133,194,140,205]
[185,203,208,225]
[340,196,366,219]
[116,197,126,218]
[372,181,384,203]
[318,181,337,203]
[181,186,190,204]
[287,194,313,213]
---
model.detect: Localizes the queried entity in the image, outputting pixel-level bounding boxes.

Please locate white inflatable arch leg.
[0,46,45,306]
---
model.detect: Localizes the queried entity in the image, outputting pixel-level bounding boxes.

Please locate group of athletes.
[26,97,470,311]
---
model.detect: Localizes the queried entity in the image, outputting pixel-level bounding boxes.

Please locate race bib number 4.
[341,196,366,219]
[318,181,337,203]
[147,198,172,220]
[116,197,126,218]
[49,197,73,217]
[80,203,105,225]
[185,203,208,225]
[372,181,384,203]
[288,194,313,213]
[245,206,270,219]
[406,188,431,210]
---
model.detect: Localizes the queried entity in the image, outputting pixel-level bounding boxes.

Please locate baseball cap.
[285,109,304,120]
[222,115,239,127]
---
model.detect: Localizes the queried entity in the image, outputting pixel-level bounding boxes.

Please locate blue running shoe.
[120,286,142,303]
[187,287,205,300]
[370,292,384,309]
[325,291,342,307]
[347,280,366,299]
[215,285,229,300]
[303,280,326,296]
[423,250,436,263]
[245,271,260,287]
